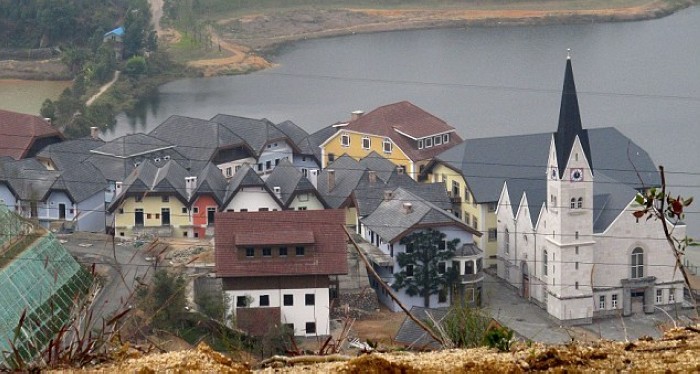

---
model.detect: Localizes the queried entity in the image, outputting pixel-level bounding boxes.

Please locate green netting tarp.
[0,205,93,366]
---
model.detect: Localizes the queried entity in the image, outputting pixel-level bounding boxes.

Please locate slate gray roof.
[354,169,451,218]
[275,120,309,149]
[1,158,59,200]
[317,155,367,208]
[394,307,449,349]
[264,158,323,208]
[361,188,477,243]
[36,137,105,170]
[108,159,190,211]
[91,133,173,158]
[436,127,659,205]
[591,171,638,233]
[504,177,548,224]
[455,243,483,257]
[303,125,337,164]
[52,162,107,202]
[358,151,397,182]
[211,114,292,156]
[149,115,244,164]
[222,165,278,207]
[192,162,228,204]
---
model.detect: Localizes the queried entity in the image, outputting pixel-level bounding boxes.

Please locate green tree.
[392,228,459,308]
[137,269,187,330]
[40,99,56,122]
[125,55,147,75]
[123,0,155,58]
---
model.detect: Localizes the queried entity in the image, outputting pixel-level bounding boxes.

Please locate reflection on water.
[0,79,71,115]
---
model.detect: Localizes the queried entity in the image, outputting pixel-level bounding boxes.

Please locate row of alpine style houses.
[0,56,689,333]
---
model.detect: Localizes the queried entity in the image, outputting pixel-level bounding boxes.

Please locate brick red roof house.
[342,101,462,162]
[0,109,64,160]
[215,209,348,277]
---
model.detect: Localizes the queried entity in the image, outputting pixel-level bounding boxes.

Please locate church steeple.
[554,52,592,177]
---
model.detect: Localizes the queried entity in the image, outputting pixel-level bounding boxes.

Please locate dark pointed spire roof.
[554,55,592,177]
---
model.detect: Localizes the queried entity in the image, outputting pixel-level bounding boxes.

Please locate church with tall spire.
[493,54,685,324]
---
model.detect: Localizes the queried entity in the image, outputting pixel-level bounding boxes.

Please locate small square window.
[434,135,442,145]
[340,133,350,147]
[259,295,270,306]
[119,208,124,214]
[305,294,315,306]
[245,247,254,257]
[418,139,424,149]
[296,246,305,256]
[443,134,450,143]
[181,207,187,214]
[162,196,169,202]
[262,247,271,257]
[305,322,316,334]
[279,247,288,256]
[406,265,414,277]
[193,207,199,214]
[147,213,152,219]
[236,296,248,307]
[283,294,293,306]
[425,137,433,148]
[383,138,392,153]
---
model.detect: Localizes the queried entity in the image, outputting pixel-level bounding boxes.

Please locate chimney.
[351,110,364,121]
[327,169,335,192]
[44,117,52,124]
[402,202,413,214]
[396,166,404,175]
[383,190,394,201]
[90,126,99,139]
[185,176,197,199]
[368,170,377,185]
[115,181,123,196]
[273,186,281,199]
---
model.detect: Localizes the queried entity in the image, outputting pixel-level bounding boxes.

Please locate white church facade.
[495,57,685,324]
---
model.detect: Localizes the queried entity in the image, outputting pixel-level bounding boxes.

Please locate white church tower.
[543,53,595,323]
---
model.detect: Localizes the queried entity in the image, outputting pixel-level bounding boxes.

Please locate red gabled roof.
[342,101,462,162]
[215,209,348,277]
[0,109,64,159]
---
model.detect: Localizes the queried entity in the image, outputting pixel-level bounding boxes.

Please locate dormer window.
[443,134,450,143]
[418,139,424,149]
[362,136,371,149]
[340,133,350,147]
[425,137,433,148]
[383,138,392,153]
[164,155,171,160]
[434,135,442,146]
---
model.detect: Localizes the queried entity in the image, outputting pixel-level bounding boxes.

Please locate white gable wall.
[224,187,281,212]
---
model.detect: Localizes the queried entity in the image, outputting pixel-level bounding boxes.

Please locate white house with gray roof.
[360,188,483,312]
[495,57,684,324]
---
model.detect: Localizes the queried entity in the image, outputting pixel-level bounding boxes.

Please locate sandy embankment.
[183,0,696,76]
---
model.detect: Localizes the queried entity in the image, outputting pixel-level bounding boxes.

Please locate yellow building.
[425,162,499,266]
[319,101,462,180]
[109,160,193,238]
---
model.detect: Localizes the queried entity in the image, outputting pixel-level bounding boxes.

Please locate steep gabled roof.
[2,158,60,200]
[108,159,190,211]
[303,125,337,163]
[264,159,323,207]
[361,188,479,243]
[554,57,592,177]
[52,161,107,202]
[317,155,367,208]
[90,133,173,158]
[395,307,449,349]
[354,169,451,217]
[275,120,309,148]
[358,151,397,182]
[191,163,228,204]
[211,114,292,156]
[0,109,64,160]
[222,165,279,207]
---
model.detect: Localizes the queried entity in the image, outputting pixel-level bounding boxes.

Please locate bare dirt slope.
[60,325,700,372]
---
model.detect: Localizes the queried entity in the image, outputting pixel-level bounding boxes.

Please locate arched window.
[577,197,583,209]
[570,198,576,209]
[543,250,548,276]
[631,247,644,278]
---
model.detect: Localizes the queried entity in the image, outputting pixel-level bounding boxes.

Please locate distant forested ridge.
[0,0,127,48]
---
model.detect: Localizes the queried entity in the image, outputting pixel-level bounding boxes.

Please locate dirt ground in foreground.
[351,306,406,347]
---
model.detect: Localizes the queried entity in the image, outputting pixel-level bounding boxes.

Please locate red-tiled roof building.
[215,209,347,337]
[0,109,64,160]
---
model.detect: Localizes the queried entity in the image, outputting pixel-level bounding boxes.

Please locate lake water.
[0,79,71,115]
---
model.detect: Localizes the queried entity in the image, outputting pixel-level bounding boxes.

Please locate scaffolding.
[0,204,93,366]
